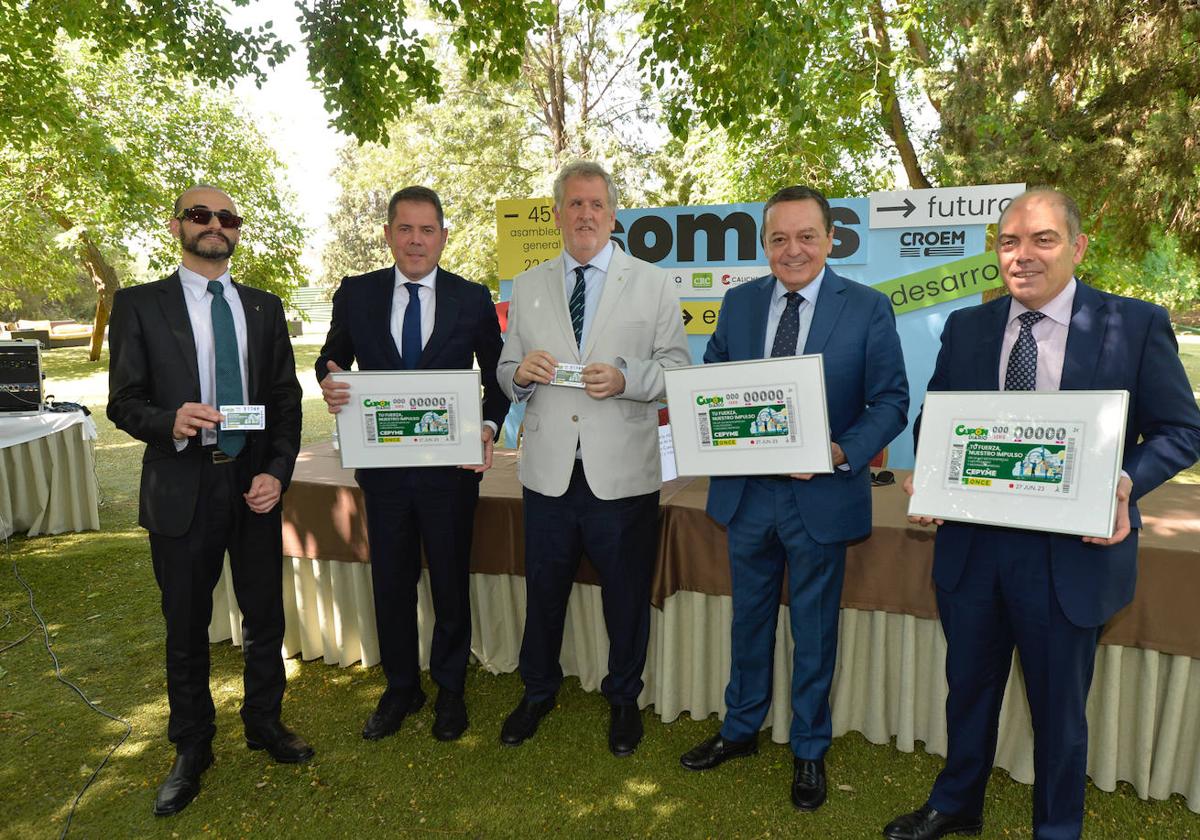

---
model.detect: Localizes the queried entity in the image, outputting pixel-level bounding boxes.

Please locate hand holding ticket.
[220,404,266,431]
[551,363,584,388]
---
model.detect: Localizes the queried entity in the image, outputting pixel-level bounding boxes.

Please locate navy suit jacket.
[315,266,509,493]
[704,268,910,544]
[922,282,1200,627]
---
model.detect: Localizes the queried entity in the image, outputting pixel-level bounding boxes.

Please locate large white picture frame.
[908,390,1129,538]
[332,370,484,469]
[664,356,833,477]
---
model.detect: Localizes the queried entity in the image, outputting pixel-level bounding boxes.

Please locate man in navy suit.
[884,188,1200,840]
[316,186,509,743]
[680,186,909,810]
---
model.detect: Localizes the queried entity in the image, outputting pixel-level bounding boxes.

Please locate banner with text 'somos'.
[496,182,1026,468]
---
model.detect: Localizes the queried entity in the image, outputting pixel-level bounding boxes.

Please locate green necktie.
[208,280,245,457]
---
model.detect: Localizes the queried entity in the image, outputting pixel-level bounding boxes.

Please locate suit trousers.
[719,477,846,758]
[149,450,286,753]
[928,528,1102,840]
[361,472,478,697]
[519,460,659,705]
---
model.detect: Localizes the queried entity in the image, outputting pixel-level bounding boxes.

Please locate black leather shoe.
[432,689,468,742]
[153,747,214,816]
[679,733,758,770]
[791,757,826,811]
[882,805,983,839]
[608,704,643,757]
[245,719,315,764]
[362,688,426,741]
[500,696,555,746]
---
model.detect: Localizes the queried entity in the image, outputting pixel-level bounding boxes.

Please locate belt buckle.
[211,449,233,464]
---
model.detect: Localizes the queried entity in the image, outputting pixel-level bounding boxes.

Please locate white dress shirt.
[177,265,249,448]
[389,265,438,358]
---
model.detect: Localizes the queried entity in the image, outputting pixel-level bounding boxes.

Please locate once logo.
[363,398,391,408]
[954,424,987,438]
[696,394,724,406]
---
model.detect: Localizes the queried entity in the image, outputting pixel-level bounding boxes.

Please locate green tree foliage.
[639,0,944,191]
[321,65,536,290]
[0,42,305,358]
[932,1,1200,263]
[0,0,288,146]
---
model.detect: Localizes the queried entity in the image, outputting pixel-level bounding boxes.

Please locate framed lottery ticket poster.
[331,370,484,469]
[663,356,833,477]
[908,390,1129,538]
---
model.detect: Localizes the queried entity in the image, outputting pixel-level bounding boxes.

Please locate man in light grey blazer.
[496,160,690,756]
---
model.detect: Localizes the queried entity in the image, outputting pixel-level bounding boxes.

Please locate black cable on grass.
[11,554,132,839]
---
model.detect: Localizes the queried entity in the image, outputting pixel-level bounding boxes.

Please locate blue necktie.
[770,292,802,357]
[207,280,244,457]
[1004,311,1046,390]
[569,265,590,347]
[402,282,423,370]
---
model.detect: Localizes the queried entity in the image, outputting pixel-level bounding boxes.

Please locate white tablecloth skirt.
[211,559,1200,812]
[0,413,100,538]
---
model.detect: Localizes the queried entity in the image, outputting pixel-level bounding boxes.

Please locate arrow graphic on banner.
[682,309,693,327]
[877,198,916,218]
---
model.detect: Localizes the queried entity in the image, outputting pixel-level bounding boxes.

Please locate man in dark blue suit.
[680,186,909,810]
[316,186,509,743]
[884,188,1200,840]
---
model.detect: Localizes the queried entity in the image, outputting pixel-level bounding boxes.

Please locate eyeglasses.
[176,207,244,230]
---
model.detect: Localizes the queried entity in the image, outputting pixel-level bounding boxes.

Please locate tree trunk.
[47,209,120,361]
[81,235,119,361]
[868,0,933,189]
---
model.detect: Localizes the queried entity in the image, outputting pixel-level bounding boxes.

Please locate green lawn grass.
[0,342,1197,838]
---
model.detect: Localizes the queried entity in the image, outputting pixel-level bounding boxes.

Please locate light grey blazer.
[497,246,690,500]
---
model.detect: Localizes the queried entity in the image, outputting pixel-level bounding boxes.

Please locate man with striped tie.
[496,161,690,756]
[885,188,1200,839]
[108,185,310,816]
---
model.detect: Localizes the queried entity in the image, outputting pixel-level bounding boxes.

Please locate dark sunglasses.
[177,207,244,230]
[871,470,895,487]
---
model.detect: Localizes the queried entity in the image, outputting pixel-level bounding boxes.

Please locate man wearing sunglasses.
[108,185,310,817]
[316,186,509,745]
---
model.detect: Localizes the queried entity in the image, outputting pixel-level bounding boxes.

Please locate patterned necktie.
[1004,310,1046,390]
[569,264,590,346]
[770,292,803,357]
[207,280,244,457]
[401,282,422,370]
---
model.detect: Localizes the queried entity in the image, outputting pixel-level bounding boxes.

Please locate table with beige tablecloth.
[0,411,100,539]
[211,444,1200,811]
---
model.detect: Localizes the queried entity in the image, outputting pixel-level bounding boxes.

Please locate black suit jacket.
[107,272,303,537]
[315,266,509,493]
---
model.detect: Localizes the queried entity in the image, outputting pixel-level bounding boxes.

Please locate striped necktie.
[569,264,591,346]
